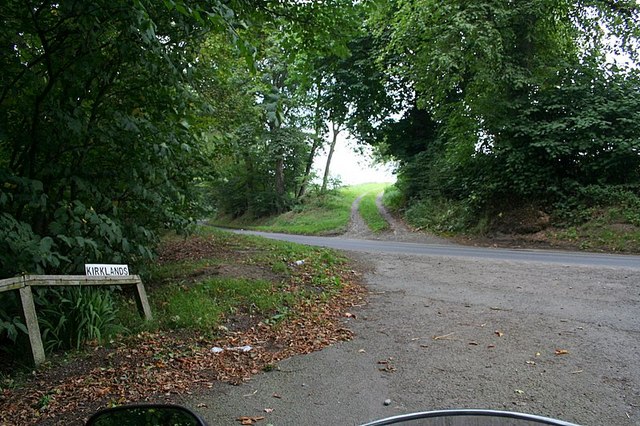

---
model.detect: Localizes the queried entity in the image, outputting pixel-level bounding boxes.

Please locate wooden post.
[135,281,153,321]
[19,284,46,366]
[1,274,152,367]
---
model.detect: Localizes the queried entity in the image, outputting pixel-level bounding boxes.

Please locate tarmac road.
[183,229,640,425]
[231,229,640,270]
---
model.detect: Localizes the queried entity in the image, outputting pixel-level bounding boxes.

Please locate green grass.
[215,183,390,235]
[147,277,294,330]
[359,189,390,233]
[117,228,351,335]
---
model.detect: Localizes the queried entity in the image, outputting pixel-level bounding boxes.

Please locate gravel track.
[344,192,449,245]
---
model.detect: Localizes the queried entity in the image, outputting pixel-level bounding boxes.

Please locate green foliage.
[490,64,640,201]
[0,318,27,345]
[36,287,124,352]
[370,0,640,231]
[405,197,476,234]
[0,1,218,276]
[0,294,28,344]
[381,185,404,213]
[210,126,312,218]
[553,186,640,227]
[0,0,370,368]
[0,293,31,365]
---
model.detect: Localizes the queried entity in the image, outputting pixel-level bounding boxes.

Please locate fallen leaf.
[515,389,524,394]
[525,361,536,366]
[469,341,479,346]
[272,393,282,399]
[237,416,265,425]
[264,408,274,413]
[433,332,455,340]
[344,312,356,319]
[487,344,496,349]
[494,330,504,337]
[554,349,570,355]
[358,349,366,353]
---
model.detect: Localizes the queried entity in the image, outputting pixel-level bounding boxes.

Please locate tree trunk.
[243,150,256,217]
[321,122,341,193]
[297,80,324,199]
[297,135,322,199]
[275,152,285,205]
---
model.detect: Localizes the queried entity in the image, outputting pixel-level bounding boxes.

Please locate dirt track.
[184,196,640,425]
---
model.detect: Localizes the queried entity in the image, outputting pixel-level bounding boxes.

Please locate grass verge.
[117,227,355,334]
[0,227,365,425]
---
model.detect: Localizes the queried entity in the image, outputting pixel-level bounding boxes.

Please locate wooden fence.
[0,275,152,366]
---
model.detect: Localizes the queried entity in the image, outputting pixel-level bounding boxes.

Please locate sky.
[312,132,396,185]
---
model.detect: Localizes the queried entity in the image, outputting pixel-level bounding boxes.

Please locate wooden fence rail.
[0,275,152,367]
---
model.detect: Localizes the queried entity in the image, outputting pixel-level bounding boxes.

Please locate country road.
[192,216,640,425]
[231,229,640,270]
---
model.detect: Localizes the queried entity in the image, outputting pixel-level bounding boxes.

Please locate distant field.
[212,183,389,235]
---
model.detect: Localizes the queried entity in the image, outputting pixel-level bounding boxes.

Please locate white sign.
[85,264,130,276]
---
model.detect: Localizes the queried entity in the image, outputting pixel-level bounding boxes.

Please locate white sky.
[312,132,396,185]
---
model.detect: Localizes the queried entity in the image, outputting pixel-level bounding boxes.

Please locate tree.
[307,33,398,193]
[370,0,640,212]
[206,0,365,214]
[0,0,257,276]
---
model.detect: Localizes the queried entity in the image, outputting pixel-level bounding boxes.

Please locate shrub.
[553,185,640,226]
[37,287,125,352]
[405,197,475,233]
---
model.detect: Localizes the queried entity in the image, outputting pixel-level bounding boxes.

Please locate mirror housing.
[86,404,208,426]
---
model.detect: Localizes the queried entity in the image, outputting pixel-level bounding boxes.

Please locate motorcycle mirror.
[361,409,579,425]
[86,404,208,426]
